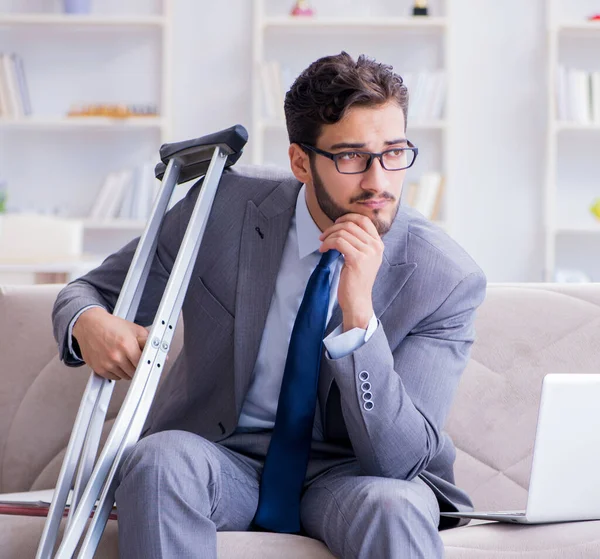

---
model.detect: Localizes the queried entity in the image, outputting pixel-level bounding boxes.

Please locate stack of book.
[403,171,444,221]
[402,70,446,122]
[89,160,159,221]
[556,66,600,124]
[0,53,32,119]
[0,489,117,520]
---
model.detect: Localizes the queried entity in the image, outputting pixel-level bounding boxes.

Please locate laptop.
[441,373,600,524]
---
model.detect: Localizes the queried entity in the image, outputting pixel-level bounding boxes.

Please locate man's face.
[306,101,408,236]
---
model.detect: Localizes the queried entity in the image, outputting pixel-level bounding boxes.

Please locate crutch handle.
[154,124,248,183]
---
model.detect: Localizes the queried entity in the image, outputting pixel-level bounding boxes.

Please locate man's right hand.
[72,307,149,381]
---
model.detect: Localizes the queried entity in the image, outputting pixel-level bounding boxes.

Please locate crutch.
[36,124,248,559]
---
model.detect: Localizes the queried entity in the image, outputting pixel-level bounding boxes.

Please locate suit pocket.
[187,276,234,333]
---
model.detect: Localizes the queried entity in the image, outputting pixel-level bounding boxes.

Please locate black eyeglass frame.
[299,140,419,174]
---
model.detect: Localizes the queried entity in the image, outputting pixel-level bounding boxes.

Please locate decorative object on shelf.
[63,0,92,15]
[0,180,7,213]
[290,0,314,17]
[67,103,158,118]
[412,0,429,17]
[590,198,600,221]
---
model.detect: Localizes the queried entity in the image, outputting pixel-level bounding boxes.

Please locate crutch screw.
[161,342,169,350]
[152,338,160,348]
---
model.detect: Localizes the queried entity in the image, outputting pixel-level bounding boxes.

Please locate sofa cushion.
[0,284,183,494]
[441,518,600,558]
[446,284,600,511]
[0,516,336,559]
[3,515,600,558]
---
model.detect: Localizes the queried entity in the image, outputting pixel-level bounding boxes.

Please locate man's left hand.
[319,214,384,332]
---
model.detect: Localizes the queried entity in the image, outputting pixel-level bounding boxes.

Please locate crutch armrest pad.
[155,124,248,182]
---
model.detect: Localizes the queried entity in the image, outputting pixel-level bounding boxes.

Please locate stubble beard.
[310,159,399,237]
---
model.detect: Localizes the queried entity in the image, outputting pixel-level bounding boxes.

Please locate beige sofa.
[1,282,600,558]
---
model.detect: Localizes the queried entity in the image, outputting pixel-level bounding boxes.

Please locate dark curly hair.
[284,51,409,147]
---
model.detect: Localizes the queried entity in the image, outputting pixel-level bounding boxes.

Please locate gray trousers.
[115,430,443,559]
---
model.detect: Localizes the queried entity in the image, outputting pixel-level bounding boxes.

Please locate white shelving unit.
[0,13,167,27]
[545,0,600,281]
[0,0,173,282]
[251,0,451,233]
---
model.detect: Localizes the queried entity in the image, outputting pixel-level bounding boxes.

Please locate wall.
[169,0,550,282]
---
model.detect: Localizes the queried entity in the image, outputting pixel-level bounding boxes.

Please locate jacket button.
[361,381,371,392]
[359,370,369,381]
[362,391,373,401]
[364,401,374,411]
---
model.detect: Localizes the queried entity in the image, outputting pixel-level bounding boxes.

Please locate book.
[89,172,122,219]
[403,182,419,208]
[0,489,117,520]
[13,53,32,116]
[0,54,12,118]
[567,68,591,124]
[591,71,600,125]
[102,169,132,219]
[404,70,446,122]
[429,175,445,221]
[413,172,444,220]
[3,53,23,118]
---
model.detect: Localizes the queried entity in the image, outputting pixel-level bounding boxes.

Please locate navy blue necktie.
[252,248,341,534]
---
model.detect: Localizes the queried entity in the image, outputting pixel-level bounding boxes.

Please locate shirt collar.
[295,184,323,260]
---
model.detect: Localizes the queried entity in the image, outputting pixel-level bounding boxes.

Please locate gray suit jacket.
[52,165,486,528]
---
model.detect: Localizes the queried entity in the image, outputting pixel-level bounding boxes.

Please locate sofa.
[1,282,600,558]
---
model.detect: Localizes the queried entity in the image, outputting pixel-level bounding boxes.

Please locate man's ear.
[289,143,312,184]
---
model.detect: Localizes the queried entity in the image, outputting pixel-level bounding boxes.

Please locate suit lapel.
[233,179,302,413]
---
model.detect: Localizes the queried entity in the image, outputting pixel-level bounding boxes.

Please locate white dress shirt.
[69,185,377,440]
[236,185,377,440]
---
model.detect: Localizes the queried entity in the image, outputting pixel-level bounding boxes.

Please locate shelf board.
[0,116,165,130]
[259,119,446,131]
[557,21,600,35]
[0,13,166,27]
[83,219,146,230]
[0,256,102,274]
[554,121,600,132]
[263,16,447,30]
[555,225,600,234]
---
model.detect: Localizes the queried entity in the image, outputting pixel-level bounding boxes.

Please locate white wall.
[169,0,551,283]
[448,0,547,282]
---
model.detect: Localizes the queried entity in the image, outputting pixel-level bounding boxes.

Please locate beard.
[310,159,399,236]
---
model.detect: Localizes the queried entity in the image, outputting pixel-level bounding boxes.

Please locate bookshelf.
[545,0,600,282]
[0,0,173,282]
[251,0,450,233]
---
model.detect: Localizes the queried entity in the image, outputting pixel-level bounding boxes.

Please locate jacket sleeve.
[51,178,203,366]
[324,270,487,479]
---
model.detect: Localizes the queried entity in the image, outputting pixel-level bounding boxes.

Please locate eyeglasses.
[299,141,418,174]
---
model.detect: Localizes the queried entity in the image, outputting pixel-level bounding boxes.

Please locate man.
[52,51,486,558]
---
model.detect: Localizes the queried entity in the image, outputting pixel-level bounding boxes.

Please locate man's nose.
[360,156,390,194]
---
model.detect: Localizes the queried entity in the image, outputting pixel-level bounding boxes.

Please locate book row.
[89,160,159,221]
[258,61,446,123]
[0,53,32,119]
[556,66,600,124]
